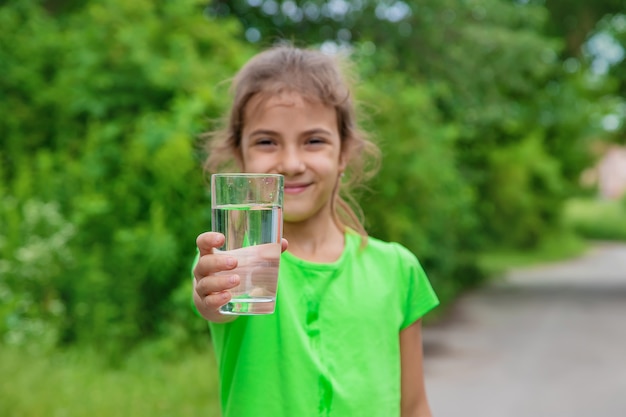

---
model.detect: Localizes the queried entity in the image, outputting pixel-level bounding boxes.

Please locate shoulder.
[348,233,425,276]
[359,234,420,265]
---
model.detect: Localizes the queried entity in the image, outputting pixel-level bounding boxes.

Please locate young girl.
[192,44,439,417]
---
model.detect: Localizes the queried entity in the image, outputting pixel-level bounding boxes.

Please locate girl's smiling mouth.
[284,182,310,194]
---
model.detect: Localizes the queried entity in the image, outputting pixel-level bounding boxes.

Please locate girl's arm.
[400,319,433,417]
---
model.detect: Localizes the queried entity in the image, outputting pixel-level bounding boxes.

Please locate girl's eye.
[307,136,326,145]
[254,138,276,147]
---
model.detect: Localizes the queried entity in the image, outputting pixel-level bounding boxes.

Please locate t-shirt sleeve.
[392,243,440,329]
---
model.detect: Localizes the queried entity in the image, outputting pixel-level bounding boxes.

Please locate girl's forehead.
[245,91,330,115]
[241,91,339,136]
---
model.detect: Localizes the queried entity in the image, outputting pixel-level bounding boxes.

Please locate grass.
[479,196,626,278]
[0,344,221,417]
[478,230,588,278]
[562,197,626,241]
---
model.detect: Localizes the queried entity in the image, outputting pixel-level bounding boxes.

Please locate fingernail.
[229,275,238,285]
[226,257,236,268]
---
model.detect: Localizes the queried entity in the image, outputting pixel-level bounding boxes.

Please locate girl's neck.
[283,217,345,263]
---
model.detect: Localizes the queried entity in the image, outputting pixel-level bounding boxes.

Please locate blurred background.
[1,0,625,416]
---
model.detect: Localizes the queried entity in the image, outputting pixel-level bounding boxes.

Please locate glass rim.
[211,173,284,179]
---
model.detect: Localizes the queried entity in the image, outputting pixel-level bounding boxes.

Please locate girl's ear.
[338,146,349,173]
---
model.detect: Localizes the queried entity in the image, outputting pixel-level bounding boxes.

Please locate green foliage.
[211,0,601,248]
[0,0,252,354]
[0,199,72,351]
[563,197,626,241]
[0,345,220,416]
[399,0,595,248]
[357,72,481,302]
[478,231,587,278]
[346,0,597,296]
[482,132,565,247]
[1,0,622,356]
[542,0,626,57]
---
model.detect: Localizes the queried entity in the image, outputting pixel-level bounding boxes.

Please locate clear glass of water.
[211,173,284,315]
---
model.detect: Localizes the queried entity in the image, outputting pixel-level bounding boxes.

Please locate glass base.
[220,297,276,315]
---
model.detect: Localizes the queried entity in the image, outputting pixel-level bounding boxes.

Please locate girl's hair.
[202,44,380,238]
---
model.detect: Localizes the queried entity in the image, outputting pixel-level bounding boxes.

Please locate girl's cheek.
[243,155,274,172]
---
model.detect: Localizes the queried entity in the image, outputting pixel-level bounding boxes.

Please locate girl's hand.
[192,232,288,323]
[193,232,239,322]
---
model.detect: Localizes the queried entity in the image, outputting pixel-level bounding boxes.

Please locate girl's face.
[238,92,346,224]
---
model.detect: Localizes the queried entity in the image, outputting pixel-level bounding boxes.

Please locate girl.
[192,44,439,417]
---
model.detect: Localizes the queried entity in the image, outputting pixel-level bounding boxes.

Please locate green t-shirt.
[207,231,439,417]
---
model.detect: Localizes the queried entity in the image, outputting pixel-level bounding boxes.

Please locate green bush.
[0,0,607,356]
[358,72,482,303]
[0,0,251,355]
[481,132,566,248]
[563,197,626,241]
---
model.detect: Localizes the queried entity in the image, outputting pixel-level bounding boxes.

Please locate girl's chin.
[283,214,311,224]
[282,209,317,224]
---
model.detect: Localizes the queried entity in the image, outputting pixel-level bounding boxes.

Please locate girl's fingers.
[195,274,240,298]
[193,252,237,280]
[203,291,232,309]
[194,232,283,311]
[196,232,225,256]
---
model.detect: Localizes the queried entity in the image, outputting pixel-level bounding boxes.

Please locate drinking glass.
[211,173,284,315]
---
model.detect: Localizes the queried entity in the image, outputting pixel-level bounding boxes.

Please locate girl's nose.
[278,148,305,176]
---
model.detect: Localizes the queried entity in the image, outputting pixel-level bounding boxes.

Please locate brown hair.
[202,44,380,238]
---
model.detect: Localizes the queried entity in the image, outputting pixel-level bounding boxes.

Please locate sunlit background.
[1,0,625,416]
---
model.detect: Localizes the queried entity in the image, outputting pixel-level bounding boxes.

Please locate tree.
[0,0,253,355]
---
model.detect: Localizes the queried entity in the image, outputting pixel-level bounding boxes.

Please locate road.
[423,242,626,417]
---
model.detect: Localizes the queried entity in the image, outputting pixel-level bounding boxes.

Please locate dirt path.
[423,242,626,417]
